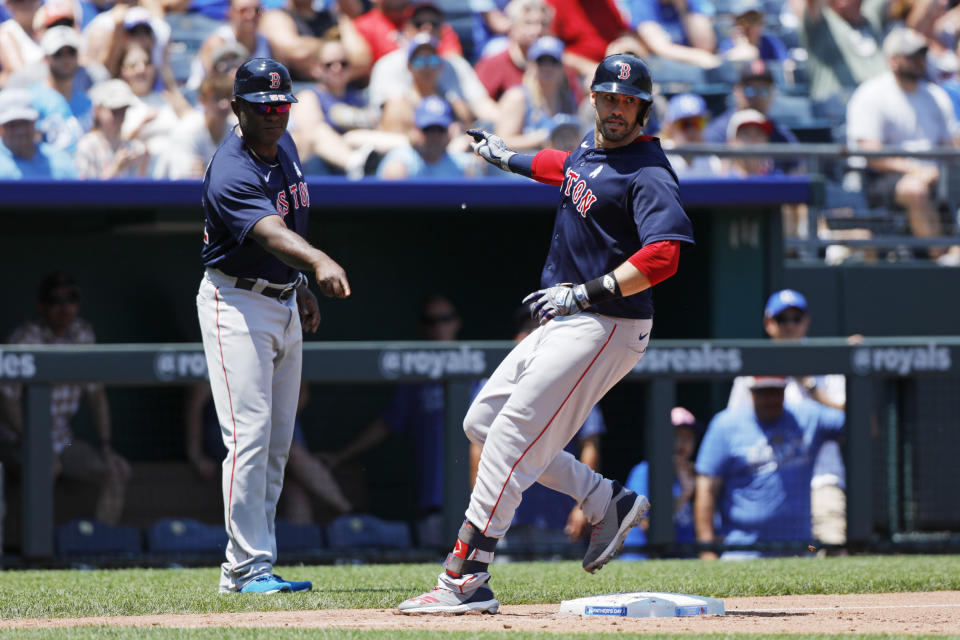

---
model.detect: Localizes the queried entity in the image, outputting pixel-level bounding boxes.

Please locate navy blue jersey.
[541,134,694,319]
[200,128,310,283]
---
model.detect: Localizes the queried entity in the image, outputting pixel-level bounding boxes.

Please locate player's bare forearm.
[251,216,351,297]
[0,393,23,435]
[612,261,654,297]
[695,474,720,559]
[579,436,601,471]
[88,386,113,446]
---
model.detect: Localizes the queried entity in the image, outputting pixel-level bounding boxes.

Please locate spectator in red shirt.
[354,0,461,71]
[474,0,552,100]
[544,0,632,79]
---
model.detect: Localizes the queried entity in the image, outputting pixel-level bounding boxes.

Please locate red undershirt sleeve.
[530,149,570,186]
[627,240,681,286]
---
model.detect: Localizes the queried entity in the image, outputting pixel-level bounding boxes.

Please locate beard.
[596,114,640,142]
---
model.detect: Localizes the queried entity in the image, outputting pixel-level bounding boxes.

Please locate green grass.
[0,555,958,619]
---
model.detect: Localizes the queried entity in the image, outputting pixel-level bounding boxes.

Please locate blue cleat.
[275,575,313,592]
[239,574,292,594]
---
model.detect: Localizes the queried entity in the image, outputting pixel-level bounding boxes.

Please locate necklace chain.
[248,146,279,167]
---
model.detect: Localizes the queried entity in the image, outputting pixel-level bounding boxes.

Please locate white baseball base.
[559,592,724,618]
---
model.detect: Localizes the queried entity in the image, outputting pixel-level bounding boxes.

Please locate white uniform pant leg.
[263,299,302,563]
[196,273,296,590]
[464,330,607,524]
[465,313,651,537]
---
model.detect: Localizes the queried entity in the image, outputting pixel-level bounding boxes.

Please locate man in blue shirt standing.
[694,375,844,559]
[0,89,77,179]
[196,58,350,594]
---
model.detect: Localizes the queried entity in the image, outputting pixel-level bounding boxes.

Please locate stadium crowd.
[1,0,960,260]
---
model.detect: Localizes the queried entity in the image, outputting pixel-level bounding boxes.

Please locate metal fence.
[669,143,960,260]
[3,337,960,562]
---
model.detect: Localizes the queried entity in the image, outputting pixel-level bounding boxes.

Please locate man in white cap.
[0,88,77,178]
[694,374,844,559]
[846,26,960,264]
[37,26,93,128]
[2,27,90,150]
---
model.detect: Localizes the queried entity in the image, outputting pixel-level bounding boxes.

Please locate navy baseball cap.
[415,95,453,129]
[764,289,808,317]
[665,93,707,123]
[527,35,564,62]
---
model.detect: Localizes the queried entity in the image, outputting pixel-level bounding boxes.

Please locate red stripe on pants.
[482,324,618,535]
[214,288,240,539]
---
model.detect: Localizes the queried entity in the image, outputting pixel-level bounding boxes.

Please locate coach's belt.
[235,274,304,301]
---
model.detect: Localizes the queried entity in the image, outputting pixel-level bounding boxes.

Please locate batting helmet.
[590,54,653,102]
[233,58,298,104]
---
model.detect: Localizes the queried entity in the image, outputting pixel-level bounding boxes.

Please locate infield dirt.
[3,591,960,635]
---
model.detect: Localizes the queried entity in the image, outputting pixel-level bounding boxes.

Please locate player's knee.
[462,409,486,445]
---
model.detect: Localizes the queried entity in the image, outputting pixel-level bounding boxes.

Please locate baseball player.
[196,58,350,594]
[398,53,695,615]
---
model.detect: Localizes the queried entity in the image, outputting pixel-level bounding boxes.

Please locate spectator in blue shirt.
[621,406,701,559]
[694,375,845,559]
[704,59,797,145]
[623,0,720,68]
[26,26,97,133]
[377,95,474,179]
[0,89,77,179]
[718,0,789,63]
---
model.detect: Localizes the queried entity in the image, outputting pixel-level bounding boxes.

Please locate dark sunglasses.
[420,311,458,325]
[676,116,705,131]
[774,312,805,325]
[410,54,441,70]
[535,55,562,66]
[52,46,78,58]
[742,85,772,98]
[127,24,154,37]
[413,18,441,29]
[44,290,80,305]
[324,59,349,69]
[752,387,785,396]
[245,102,291,115]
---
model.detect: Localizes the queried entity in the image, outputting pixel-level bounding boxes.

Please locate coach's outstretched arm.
[524,240,682,324]
[251,214,351,301]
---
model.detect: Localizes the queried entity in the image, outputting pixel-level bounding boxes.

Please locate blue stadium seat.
[325,514,412,550]
[56,519,142,556]
[646,57,708,87]
[165,12,223,85]
[145,518,227,553]
[275,519,325,552]
[767,93,813,125]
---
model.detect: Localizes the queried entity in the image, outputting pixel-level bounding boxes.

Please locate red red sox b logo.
[615,62,631,80]
[269,71,281,89]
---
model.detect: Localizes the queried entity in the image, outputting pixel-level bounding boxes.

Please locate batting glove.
[523,283,590,324]
[467,128,516,172]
